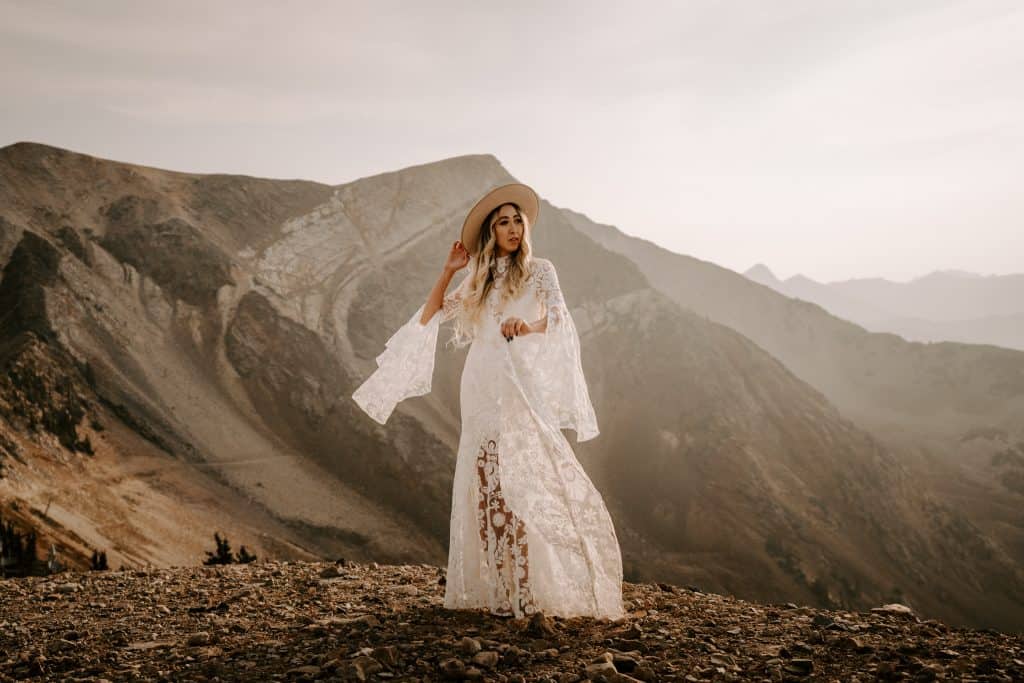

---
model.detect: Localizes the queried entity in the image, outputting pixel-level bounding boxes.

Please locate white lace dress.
[352,255,624,620]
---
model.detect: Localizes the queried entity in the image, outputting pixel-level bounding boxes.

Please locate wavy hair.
[450,202,533,345]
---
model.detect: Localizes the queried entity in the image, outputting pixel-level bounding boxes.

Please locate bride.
[352,183,624,620]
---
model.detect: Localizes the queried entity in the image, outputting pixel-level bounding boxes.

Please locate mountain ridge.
[2,141,1023,631]
[740,262,1024,351]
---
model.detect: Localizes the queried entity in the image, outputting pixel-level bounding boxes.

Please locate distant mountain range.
[1,141,1023,631]
[743,264,1024,351]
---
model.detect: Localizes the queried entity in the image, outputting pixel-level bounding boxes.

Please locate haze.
[2,0,1021,282]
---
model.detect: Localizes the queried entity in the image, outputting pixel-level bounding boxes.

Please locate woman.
[352,183,624,620]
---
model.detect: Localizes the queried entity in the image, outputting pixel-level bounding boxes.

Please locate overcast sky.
[2,0,1021,282]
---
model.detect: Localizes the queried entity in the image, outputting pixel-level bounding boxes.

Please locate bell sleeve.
[530,258,600,442]
[351,270,470,424]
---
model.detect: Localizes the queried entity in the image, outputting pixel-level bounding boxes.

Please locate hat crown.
[460,183,540,255]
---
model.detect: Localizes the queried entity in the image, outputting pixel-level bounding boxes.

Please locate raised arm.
[420,240,470,325]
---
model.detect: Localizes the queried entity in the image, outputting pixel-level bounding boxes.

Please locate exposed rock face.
[1,561,1022,681]
[0,334,94,455]
[2,141,1023,633]
[99,198,234,308]
[224,289,454,541]
[0,232,95,455]
[0,230,61,342]
[54,224,90,266]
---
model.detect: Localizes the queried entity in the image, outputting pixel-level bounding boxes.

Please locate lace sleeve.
[351,303,441,424]
[531,258,599,441]
[441,269,472,323]
[351,270,472,424]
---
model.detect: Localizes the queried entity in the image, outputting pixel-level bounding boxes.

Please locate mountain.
[832,270,1024,351]
[743,263,778,287]
[742,265,895,330]
[867,312,1024,351]
[577,213,1024,440]
[744,266,1024,351]
[831,270,1024,323]
[571,208,1024,618]
[1,141,1022,631]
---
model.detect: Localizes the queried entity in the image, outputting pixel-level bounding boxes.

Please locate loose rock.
[0,560,1019,681]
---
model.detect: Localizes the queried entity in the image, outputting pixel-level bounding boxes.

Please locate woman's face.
[490,204,524,257]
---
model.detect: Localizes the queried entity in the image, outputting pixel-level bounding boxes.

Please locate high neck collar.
[494,253,511,274]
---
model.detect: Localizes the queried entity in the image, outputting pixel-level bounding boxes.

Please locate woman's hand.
[444,240,470,273]
[500,316,532,342]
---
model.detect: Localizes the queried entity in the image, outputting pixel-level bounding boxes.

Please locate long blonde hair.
[451,202,533,345]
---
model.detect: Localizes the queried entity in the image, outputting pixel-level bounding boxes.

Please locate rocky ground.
[1,560,1022,682]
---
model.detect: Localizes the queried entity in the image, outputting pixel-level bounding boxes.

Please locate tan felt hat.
[460,183,540,254]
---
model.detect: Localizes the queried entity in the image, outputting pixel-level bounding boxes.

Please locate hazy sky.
[3,0,1021,282]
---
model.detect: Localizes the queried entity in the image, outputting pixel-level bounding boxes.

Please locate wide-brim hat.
[460,183,540,254]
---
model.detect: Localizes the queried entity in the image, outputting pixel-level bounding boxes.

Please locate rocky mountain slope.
[1,141,1022,632]
[572,211,1024,442]
[2,560,1022,682]
[572,208,1024,600]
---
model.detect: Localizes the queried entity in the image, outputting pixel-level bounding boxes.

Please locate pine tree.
[235,545,257,564]
[203,532,235,565]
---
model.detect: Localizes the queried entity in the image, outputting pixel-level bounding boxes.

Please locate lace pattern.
[352,276,468,423]
[529,258,599,442]
[350,303,439,424]
[352,256,624,620]
[475,436,537,617]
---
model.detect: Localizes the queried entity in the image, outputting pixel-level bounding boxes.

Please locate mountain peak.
[744,263,778,284]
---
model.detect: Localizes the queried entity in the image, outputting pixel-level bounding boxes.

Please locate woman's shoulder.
[528,256,556,275]
[526,257,560,295]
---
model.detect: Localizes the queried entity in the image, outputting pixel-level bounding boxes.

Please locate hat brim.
[460,183,540,254]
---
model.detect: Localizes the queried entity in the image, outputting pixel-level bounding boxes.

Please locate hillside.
[571,210,1024,441]
[2,560,1022,681]
[1,141,1022,632]
[570,207,1024,601]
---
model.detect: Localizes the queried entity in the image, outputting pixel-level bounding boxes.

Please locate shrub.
[203,531,258,565]
[90,549,109,570]
[236,545,257,564]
